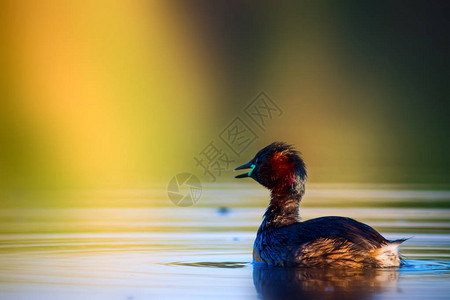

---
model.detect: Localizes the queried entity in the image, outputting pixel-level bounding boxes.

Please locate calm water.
[1,184,450,300]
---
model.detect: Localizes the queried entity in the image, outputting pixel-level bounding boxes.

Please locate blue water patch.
[401,260,450,273]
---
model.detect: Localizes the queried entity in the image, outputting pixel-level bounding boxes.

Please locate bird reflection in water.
[253,263,399,300]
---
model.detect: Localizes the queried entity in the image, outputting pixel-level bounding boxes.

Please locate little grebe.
[235,142,405,268]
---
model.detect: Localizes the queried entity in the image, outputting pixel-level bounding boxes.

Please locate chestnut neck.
[261,179,306,230]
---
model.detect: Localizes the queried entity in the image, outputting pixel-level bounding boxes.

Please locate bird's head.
[234,142,307,194]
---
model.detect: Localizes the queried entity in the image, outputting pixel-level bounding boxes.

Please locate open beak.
[234,161,255,179]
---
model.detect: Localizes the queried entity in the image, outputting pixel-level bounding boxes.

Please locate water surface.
[1,184,449,299]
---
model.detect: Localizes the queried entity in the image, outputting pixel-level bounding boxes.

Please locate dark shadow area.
[253,263,399,300]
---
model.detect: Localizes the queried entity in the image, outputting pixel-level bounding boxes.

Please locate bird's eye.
[255,158,259,164]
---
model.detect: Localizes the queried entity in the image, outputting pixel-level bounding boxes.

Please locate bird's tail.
[371,238,408,268]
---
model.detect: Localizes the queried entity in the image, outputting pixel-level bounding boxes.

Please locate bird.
[234,142,405,268]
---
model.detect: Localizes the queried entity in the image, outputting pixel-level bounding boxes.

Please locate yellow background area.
[1,1,448,190]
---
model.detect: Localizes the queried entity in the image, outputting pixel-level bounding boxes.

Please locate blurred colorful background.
[1,2,450,299]
[1,1,449,191]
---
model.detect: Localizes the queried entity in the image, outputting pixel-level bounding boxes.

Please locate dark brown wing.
[275,216,391,267]
[283,216,389,249]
